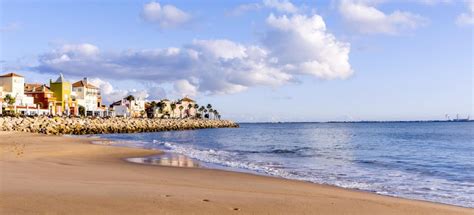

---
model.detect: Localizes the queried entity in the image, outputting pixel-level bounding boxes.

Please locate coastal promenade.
[0,116,239,135]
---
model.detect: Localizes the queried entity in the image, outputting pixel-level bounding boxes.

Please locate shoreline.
[107,141,472,209]
[1,132,471,214]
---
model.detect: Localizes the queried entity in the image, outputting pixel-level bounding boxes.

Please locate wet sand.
[0,131,471,215]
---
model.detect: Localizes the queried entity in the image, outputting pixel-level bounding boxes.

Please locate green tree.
[78,105,85,116]
[209,108,214,119]
[187,104,193,117]
[4,94,15,105]
[157,101,165,113]
[125,95,135,102]
[170,103,176,118]
[206,104,212,120]
[198,106,205,119]
[179,105,184,118]
[203,108,208,119]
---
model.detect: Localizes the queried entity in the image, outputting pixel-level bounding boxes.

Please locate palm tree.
[187,103,193,117]
[198,106,205,119]
[209,108,214,119]
[203,108,208,119]
[213,110,219,120]
[179,105,184,118]
[125,95,135,102]
[193,104,199,118]
[157,101,164,113]
[170,103,176,118]
[206,104,212,119]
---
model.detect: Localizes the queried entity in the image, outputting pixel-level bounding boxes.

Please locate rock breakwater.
[0,117,239,135]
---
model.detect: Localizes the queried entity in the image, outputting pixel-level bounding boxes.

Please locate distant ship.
[445,114,470,122]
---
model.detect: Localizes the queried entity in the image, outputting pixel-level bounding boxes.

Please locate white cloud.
[174,79,198,97]
[31,6,353,99]
[89,78,164,104]
[141,1,190,28]
[456,0,474,26]
[338,0,427,34]
[265,14,353,79]
[190,39,247,60]
[89,78,129,104]
[60,43,99,58]
[34,41,290,95]
[263,0,298,14]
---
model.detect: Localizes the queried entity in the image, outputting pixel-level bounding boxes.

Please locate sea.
[98,122,474,208]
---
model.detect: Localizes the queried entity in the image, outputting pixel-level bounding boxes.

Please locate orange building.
[24,84,57,115]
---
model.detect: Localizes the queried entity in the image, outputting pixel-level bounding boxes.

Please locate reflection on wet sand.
[127,154,199,168]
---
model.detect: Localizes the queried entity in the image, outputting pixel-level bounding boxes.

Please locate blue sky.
[1,0,472,122]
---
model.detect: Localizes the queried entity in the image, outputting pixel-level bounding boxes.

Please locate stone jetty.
[0,116,239,135]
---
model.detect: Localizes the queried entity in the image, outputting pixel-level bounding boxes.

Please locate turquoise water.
[100,122,474,207]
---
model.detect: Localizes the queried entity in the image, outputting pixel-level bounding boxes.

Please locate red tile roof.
[0,72,24,78]
[25,83,53,93]
[72,80,99,89]
[180,97,195,102]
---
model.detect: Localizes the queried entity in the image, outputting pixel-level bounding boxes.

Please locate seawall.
[0,116,239,135]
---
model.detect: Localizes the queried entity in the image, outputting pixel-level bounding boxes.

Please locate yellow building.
[49,74,78,116]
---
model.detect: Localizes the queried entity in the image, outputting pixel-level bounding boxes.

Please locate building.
[0,73,36,114]
[72,77,104,116]
[0,73,35,106]
[153,99,172,118]
[49,73,78,116]
[24,84,57,115]
[175,97,197,118]
[110,98,145,118]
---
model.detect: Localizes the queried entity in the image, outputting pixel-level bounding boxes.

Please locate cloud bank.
[31,1,353,100]
[338,0,427,35]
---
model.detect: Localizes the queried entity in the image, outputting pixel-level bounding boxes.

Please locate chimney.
[83,77,88,85]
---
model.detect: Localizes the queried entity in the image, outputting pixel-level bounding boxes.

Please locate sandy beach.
[0,132,471,215]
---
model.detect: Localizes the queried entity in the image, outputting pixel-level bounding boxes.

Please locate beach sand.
[0,132,471,215]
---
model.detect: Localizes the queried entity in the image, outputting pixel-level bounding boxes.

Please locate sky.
[0,0,473,122]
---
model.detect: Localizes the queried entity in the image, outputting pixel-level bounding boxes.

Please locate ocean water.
[99,122,474,208]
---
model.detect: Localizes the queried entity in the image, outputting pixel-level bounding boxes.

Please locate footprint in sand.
[9,143,25,158]
[232,208,240,211]
[202,199,210,202]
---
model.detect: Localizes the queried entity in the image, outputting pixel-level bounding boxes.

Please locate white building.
[173,97,197,118]
[110,98,145,118]
[72,78,103,116]
[0,73,35,114]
